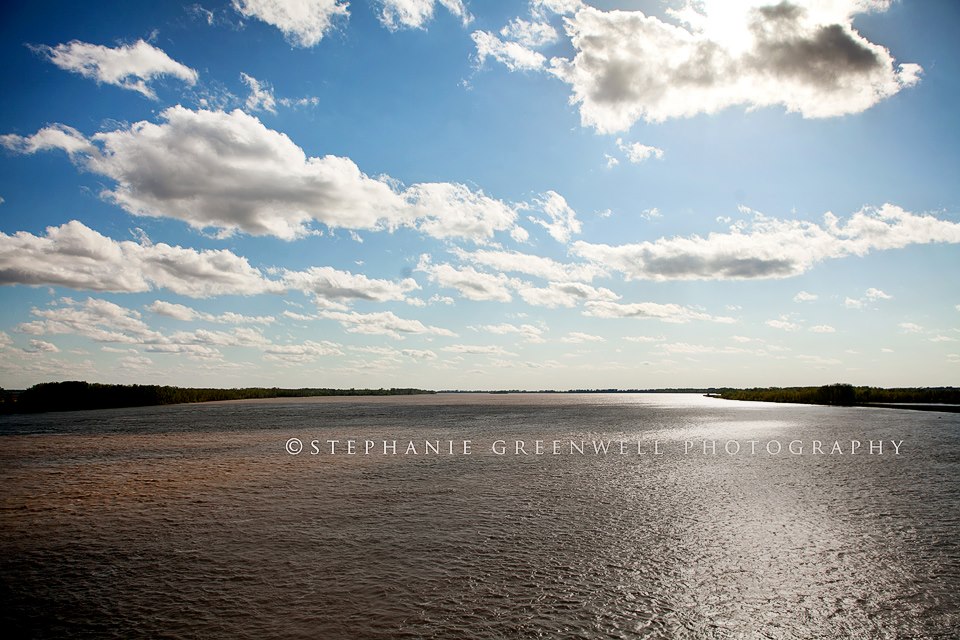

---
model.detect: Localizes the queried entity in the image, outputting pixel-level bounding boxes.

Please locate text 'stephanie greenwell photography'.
[0,1,958,638]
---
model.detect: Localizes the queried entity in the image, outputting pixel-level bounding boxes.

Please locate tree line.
[0,381,434,414]
[715,384,960,406]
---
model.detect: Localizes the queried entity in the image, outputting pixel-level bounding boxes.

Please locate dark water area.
[1,394,958,638]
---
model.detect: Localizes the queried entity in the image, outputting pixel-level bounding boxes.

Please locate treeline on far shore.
[714,384,960,407]
[0,381,434,414]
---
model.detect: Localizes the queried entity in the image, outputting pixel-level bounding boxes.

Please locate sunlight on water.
[1,394,958,638]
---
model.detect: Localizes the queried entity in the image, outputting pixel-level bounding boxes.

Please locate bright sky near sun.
[0,0,958,390]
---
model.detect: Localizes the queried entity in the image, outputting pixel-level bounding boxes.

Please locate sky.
[0,0,958,391]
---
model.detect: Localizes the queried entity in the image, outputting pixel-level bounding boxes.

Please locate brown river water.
[1,393,957,638]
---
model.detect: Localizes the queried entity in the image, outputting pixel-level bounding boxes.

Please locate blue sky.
[1,0,958,390]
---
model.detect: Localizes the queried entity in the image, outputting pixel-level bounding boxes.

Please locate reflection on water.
[1,394,958,638]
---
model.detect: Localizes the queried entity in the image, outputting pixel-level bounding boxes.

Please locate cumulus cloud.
[809,324,836,333]
[452,247,604,282]
[378,0,471,30]
[146,300,275,324]
[472,31,546,71]
[473,323,545,343]
[487,1,921,132]
[794,290,818,302]
[0,221,280,297]
[766,316,800,331]
[32,39,198,99]
[616,138,664,163]
[232,0,349,47]
[501,17,558,48]
[571,205,960,281]
[560,331,605,344]
[517,281,619,309]
[417,257,516,302]
[317,309,456,340]
[442,344,517,356]
[2,107,522,243]
[898,322,923,333]
[527,190,582,243]
[240,72,277,113]
[583,301,735,323]
[282,266,419,303]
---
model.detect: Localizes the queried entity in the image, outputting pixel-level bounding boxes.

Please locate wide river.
[1,393,957,638]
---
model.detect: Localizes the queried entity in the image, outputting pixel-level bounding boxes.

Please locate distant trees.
[718,384,960,406]
[1,381,434,414]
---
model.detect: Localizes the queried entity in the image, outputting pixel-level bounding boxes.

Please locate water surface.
[1,393,957,638]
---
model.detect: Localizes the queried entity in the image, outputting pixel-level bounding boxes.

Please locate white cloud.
[378,0,471,30]
[767,316,800,331]
[282,266,419,303]
[794,290,818,302]
[240,72,277,113]
[452,247,604,282]
[232,0,349,47]
[317,309,456,340]
[33,39,198,99]
[417,256,515,302]
[146,300,275,324]
[560,331,605,344]
[501,17,558,48]
[527,190,582,244]
[473,323,546,343]
[616,138,664,163]
[583,301,735,323]
[263,340,341,363]
[898,322,923,333]
[26,339,60,353]
[517,281,620,309]
[20,298,165,344]
[472,31,546,72]
[624,335,661,343]
[809,324,835,333]
[3,107,522,242]
[865,287,892,301]
[0,221,280,297]
[442,344,517,356]
[571,205,960,281]
[542,1,921,132]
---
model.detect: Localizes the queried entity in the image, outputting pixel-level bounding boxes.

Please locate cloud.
[794,290,818,302]
[898,322,923,333]
[146,300,275,324]
[317,309,456,340]
[501,17,558,48]
[583,301,735,323]
[32,39,198,99]
[472,31,546,71]
[442,344,517,356]
[560,331,605,344]
[452,247,605,282]
[616,138,664,163]
[25,339,60,353]
[378,0,471,30]
[571,205,960,281]
[232,0,349,47]
[865,287,892,301]
[473,323,545,343]
[19,298,165,344]
[809,324,835,333]
[767,316,800,331]
[3,107,522,242]
[417,256,515,302]
[542,1,921,132]
[527,190,582,243]
[240,72,277,113]
[282,266,419,303]
[517,281,620,309]
[0,221,280,297]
